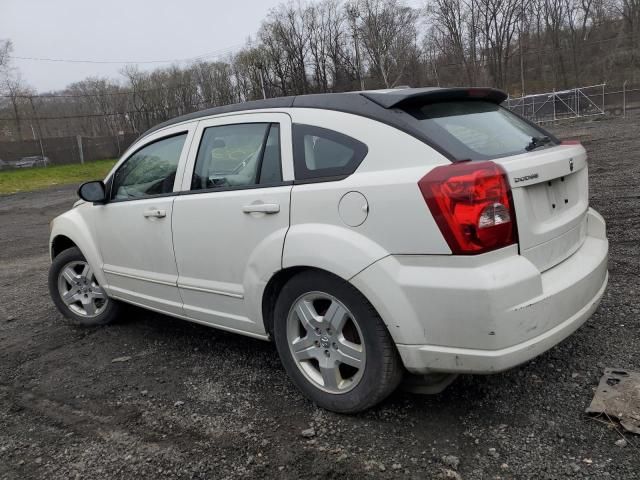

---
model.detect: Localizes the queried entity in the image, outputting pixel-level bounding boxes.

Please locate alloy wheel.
[286,292,365,394]
[57,261,108,318]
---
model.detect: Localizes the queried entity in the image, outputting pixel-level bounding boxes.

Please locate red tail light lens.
[418,161,517,254]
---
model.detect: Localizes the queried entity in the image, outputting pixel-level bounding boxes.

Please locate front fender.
[49,207,108,289]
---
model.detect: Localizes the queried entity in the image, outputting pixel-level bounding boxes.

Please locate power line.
[7,44,244,65]
[0,101,213,122]
[2,84,208,99]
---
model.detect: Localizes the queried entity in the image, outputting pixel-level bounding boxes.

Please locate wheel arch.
[261,265,395,343]
[263,224,394,339]
[51,234,78,259]
[262,266,330,338]
[49,211,108,289]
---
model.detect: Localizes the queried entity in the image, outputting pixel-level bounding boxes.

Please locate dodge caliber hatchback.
[48,88,608,413]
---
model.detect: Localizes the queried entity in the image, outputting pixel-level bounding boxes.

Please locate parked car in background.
[0,159,7,170]
[48,87,608,413]
[15,155,50,168]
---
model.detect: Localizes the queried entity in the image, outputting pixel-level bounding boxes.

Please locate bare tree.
[618,0,640,82]
[357,0,419,88]
[0,39,12,70]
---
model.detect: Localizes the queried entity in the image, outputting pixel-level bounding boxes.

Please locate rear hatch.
[494,144,588,271]
[375,88,589,271]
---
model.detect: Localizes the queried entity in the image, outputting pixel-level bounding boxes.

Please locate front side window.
[191,123,281,190]
[111,133,187,200]
[292,124,368,181]
[402,100,557,160]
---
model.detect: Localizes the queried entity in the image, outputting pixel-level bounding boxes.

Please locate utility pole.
[519,2,525,96]
[76,135,84,164]
[258,65,267,100]
[347,4,365,91]
[28,96,46,163]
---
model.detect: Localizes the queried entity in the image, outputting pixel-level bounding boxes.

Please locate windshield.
[403,100,557,160]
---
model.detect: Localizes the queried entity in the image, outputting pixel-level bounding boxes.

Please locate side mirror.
[78,180,107,203]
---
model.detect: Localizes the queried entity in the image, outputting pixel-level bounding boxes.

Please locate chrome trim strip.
[177,283,244,299]
[109,293,268,341]
[103,268,176,287]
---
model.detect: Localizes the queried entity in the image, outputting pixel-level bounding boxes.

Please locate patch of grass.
[0,159,117,195]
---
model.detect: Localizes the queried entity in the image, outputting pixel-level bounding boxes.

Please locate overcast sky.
[0,0,286,93]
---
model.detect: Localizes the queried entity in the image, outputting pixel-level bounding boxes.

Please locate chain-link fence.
[0,133,137,169]
[506,83,640,123]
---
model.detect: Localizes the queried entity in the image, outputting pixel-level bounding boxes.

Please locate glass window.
[402,101,557,160]
[293,124,368,181]
[111,133,186,200]
[191,123,281,190]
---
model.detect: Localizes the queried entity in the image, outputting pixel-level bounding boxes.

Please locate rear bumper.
[350,208,608,374]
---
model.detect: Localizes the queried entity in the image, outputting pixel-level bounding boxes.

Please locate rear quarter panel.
[283,109,452,280]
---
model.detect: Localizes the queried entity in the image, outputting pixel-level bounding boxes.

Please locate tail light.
[418,161,517,255]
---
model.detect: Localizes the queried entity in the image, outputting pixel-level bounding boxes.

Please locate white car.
[48,88,608,413]
[15,155,50,168]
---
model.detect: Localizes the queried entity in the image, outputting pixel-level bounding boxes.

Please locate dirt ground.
[0,113,639,480]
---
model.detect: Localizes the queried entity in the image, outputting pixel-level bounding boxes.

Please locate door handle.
[143,208,167,218]
[242,203,280,214]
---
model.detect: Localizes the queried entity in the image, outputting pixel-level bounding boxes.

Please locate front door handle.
[242,203,280,214]
[143,208,167,218]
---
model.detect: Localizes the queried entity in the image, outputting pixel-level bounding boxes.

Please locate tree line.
[1,0,639,141]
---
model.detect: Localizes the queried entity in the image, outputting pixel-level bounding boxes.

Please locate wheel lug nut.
[332,342,337,349]
[314,341,320,347]
[324,350,330,357]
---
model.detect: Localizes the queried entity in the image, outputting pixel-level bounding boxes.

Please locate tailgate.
[494,144,589,271]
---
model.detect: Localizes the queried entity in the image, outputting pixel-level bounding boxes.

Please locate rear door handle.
[242,203,280,214]
[143,208,167,218]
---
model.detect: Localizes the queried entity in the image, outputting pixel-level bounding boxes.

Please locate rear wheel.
[273,270,403,413]
[48,247,121,326]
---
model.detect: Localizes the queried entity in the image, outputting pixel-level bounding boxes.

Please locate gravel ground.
[0,113,639,479]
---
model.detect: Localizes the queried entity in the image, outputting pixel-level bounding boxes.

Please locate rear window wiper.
[525,136,552,151]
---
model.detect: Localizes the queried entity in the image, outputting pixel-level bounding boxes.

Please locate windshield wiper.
[525,136,552,151]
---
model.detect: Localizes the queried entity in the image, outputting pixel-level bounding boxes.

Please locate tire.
[48,247,121,326]
[273,270,403,413]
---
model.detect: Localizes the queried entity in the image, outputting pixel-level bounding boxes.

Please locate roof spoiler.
[361,87,508,109]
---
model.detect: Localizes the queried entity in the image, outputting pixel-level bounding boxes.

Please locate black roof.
[141,87,508,144]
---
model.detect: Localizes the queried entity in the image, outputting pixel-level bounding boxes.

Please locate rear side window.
[402,101,556,160]
[293,124,368,181]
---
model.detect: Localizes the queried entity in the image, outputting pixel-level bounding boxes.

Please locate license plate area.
[525,169,585,222]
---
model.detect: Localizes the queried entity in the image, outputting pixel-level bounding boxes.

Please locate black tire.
[273,270,403,413]
[48,247,121,326]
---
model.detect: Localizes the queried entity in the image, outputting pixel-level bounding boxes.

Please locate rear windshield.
[402,100,557,161]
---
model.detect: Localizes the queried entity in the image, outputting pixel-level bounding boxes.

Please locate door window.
[191,123,282,190]
[111,133,187,200]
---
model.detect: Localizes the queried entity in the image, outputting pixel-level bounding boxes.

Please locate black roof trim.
[137,88,508,162]
[141,96,294,138]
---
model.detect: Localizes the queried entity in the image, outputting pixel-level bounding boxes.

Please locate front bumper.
[350,208,608,374]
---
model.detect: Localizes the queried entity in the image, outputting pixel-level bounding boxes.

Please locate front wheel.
[273,271,403,413]
[48,247,121,326]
